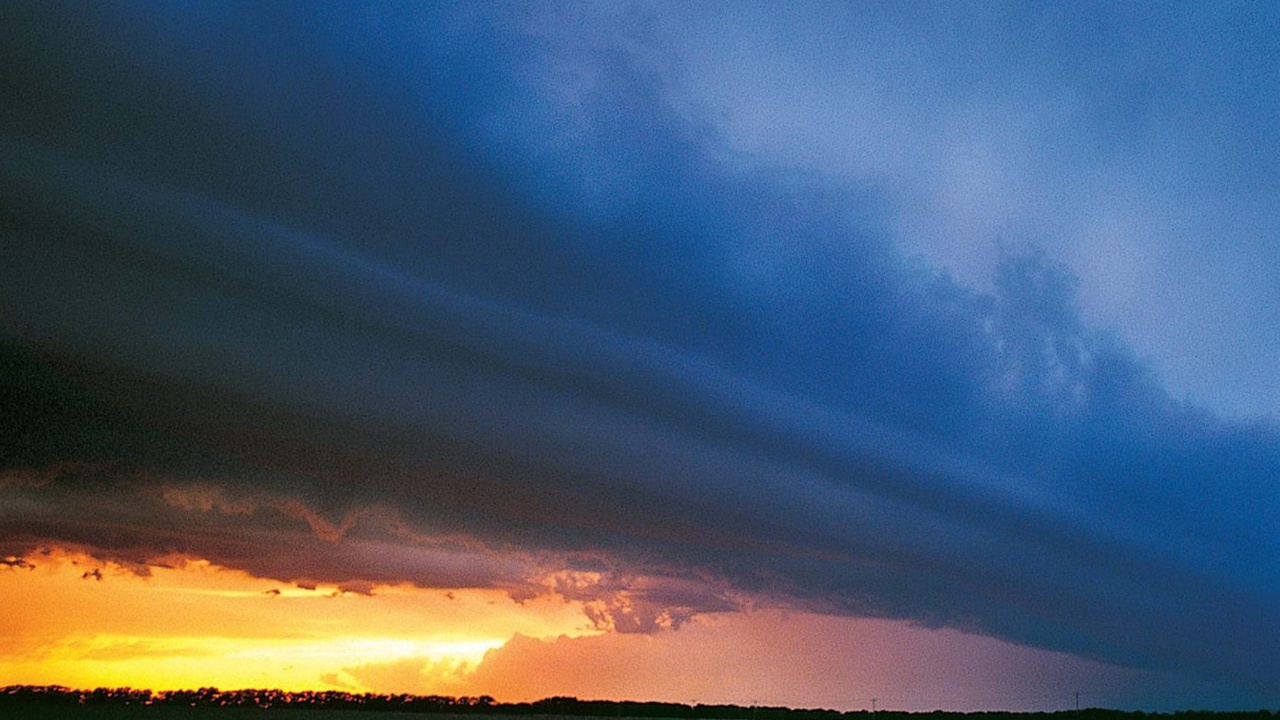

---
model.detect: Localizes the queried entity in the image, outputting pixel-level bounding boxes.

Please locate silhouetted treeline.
[2,685,1276,720]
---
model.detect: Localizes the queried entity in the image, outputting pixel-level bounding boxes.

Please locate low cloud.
[0,476,542,593]
[530,570,742,634]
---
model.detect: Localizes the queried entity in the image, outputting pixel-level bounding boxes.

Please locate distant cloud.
[339,655,474,695]
[445,612,1203,712]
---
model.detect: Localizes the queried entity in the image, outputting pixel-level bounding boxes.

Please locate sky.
[1,0,1278,712]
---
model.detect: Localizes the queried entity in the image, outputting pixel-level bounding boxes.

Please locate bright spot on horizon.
[0,548,591,693]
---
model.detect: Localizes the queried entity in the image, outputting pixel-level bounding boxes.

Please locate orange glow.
[1,548,1142,710]
[0,548,596,693]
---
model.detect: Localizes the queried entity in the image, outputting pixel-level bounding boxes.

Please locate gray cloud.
[2,1,1278,706]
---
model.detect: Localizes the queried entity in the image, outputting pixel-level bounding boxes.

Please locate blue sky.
[2,1,1279,710]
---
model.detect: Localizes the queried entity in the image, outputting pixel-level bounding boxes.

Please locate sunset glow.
[0,549,589,693]
[2,547,1163,711]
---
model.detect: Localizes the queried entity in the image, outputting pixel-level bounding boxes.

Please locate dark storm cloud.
[2,0,1277,702]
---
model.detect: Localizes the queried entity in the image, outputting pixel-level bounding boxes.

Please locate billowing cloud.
[2,1,1278,708]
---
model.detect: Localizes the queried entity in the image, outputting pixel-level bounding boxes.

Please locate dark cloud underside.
[2,1,1277,702]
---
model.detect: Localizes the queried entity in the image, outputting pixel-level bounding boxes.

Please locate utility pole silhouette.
[871,698,877,714]
[1075,692,1080,712]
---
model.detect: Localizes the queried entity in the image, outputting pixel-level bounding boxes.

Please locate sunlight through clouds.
[0,550,589,692]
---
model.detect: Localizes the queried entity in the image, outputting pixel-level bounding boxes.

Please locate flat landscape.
[4,708,1278,720]
[2,689,1276,720]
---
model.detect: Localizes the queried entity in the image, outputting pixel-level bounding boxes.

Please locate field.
[0,710,645,720]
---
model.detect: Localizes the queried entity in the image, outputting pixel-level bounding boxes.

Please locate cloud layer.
[2,1,1278,705]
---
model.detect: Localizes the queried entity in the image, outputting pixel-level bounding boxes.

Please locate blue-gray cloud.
[2,1,1277,707]
[653,1,1280,420]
